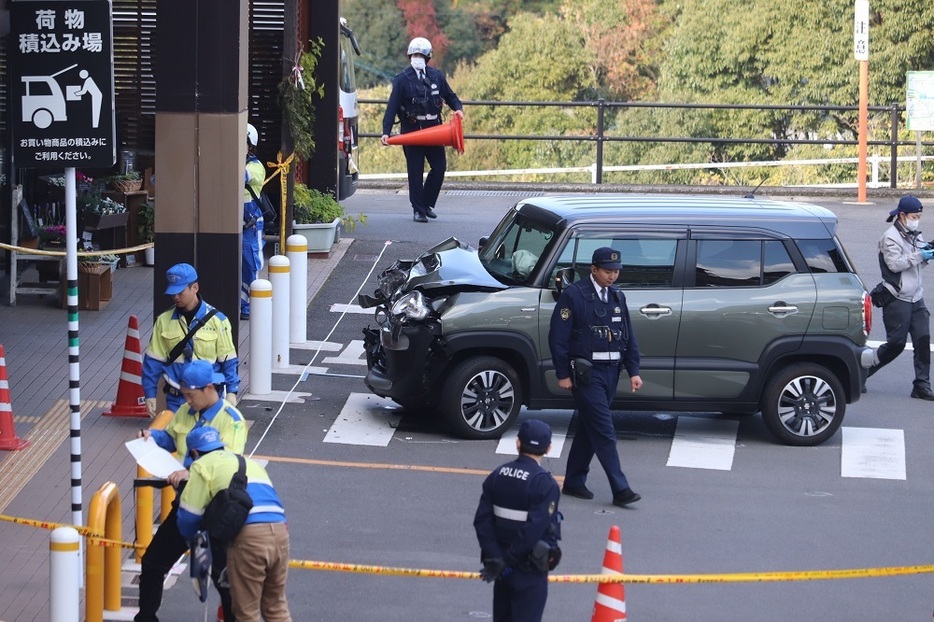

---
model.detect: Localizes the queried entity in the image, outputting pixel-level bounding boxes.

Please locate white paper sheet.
[125,437,185,478]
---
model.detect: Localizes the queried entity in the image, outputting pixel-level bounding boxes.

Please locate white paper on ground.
[125,437,185,478]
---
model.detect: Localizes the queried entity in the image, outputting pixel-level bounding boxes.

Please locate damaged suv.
[360,194,871,446]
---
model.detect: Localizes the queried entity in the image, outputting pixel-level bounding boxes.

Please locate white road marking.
[841,427,906,480]
[290,341,343,352]
[241,389,314,404]
[666,416,738,471]
[329,303,370,314]
[324,392,399,446]
[322,340,367,366]
[496,411,568,458]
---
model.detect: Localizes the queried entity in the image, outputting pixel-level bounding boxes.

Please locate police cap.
[518,419,552,454]
[591,247,622,270]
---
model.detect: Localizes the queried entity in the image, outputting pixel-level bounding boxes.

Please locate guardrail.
[360,98,934,188]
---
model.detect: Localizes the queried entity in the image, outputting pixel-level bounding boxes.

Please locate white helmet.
[407,37,432,60]
[246,123,258,147]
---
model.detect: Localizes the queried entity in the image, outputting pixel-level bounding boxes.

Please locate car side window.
[695,240,760,287]
[695,239,797,287]
[795,238,850,273]
[553,236,677,288]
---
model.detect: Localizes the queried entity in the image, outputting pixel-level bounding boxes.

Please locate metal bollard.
[269,255,291,368]
[286,235,308,343]
[249,279,273,394]
[50,527,80,622]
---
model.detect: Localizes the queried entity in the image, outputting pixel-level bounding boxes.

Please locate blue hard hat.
[186,426,224,454]
[165,263,198,295]
[179,360,224,390]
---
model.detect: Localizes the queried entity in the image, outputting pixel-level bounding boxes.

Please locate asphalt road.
[161,190,934,621]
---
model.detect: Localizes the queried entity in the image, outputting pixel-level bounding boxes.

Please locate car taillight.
[862,291,872,336]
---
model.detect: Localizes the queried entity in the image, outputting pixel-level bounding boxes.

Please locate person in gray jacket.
[863,196,934,399]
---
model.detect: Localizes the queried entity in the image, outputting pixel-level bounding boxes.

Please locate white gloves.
[145,397,158,419]
[225,393,238,406]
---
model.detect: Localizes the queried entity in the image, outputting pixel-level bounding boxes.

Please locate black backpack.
[203,455,253,542]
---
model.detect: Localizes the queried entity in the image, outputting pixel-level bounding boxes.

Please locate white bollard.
[50,527,80,622]
[268,255,290,368]
[249,279,273,394]
[286,235,308,343]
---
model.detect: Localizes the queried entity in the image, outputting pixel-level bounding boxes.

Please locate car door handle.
[768,303,799,317]
[639,304,672,319]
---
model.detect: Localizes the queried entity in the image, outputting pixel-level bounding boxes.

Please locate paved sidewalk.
[0,238,350,622]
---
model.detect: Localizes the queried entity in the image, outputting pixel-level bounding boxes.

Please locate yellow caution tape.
[5,512,934,582]
[265,150,296,246]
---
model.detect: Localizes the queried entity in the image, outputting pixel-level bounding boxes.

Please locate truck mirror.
[552,267,574,299]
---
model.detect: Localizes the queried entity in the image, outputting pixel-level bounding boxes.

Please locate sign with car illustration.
[11,0,116,168]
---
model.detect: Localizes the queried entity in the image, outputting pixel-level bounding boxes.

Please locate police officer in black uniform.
[549,247,642,507]
[474,419,562,622]
[381,36,464,223]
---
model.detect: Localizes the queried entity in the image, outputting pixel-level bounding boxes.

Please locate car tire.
[440,356,522,440]
[760,363,845,446]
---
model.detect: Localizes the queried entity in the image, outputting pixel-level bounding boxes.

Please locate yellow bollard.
[86,482,122,622]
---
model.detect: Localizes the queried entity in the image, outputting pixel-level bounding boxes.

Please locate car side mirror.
[552,267,574,299]
[478,236,488,250]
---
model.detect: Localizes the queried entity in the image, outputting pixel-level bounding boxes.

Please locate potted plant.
[137,201,155,265]
[103,171,143,193]
[292,183,366,253]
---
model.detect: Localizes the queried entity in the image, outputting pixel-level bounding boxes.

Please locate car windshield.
[478,210,558,285]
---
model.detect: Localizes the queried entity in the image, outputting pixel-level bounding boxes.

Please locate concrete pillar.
[153,0,249,343]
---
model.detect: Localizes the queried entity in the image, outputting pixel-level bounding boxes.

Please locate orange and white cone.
[103,315,149,418]
[0,344,29,451]
[591,525,626,622]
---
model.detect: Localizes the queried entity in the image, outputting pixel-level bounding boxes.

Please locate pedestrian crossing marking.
[666,416,739,471]
[841,427,906,480]
[323,392,399,446]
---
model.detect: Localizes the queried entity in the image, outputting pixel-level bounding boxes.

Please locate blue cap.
[186,426,224,454]
[165,263,198,295]
[592,247,622,270]
[179,360,224,390]
[518,419,552,453]
[888,196,924,221]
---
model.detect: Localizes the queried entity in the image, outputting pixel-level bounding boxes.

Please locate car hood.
[405,237,508,293]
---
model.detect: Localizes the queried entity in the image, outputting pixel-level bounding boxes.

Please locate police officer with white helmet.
[381,37,464,223]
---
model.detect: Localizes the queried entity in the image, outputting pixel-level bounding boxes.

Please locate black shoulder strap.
[168,307,219,362]
[244,183,260,202]
[232,455,247,489]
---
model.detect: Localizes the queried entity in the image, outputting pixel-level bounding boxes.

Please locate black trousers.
[868,297,931,389]
[402,142,447,215]
[134,506,234,622]
[492,568,548,622]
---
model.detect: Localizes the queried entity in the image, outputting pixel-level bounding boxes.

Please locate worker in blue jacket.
[474,419,562,622]
[549,247,642,507]
[380,36,464,223]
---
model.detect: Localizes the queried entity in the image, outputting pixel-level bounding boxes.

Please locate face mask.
[904,218,920,232]
[410,57,426,72]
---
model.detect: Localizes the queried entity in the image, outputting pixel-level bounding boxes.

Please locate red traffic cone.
[103,316,149,418]
[386,114,465,153]
[591,525,626,622]
[0,345,30,451]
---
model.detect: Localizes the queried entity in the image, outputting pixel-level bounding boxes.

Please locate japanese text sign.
[11,0,116,168]
[853,0,869,61]
[906,72,934,133]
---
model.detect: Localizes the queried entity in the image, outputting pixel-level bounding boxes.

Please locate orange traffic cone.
[386,114,465,153]
[591,525,626,622]
[103,315,149,418]
[0,345,29,451]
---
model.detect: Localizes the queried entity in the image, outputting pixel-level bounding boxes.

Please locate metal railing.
[360,98,934,188]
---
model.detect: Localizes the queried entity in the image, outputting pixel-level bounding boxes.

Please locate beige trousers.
[227,522,291,622]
